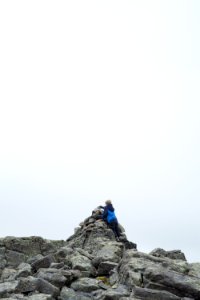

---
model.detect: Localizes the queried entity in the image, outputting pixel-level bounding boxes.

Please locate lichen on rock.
[0,208,199,299]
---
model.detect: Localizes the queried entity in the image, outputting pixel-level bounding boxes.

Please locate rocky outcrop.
[0,209,199,299]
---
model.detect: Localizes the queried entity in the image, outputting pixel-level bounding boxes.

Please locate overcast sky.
[0,0,200,263]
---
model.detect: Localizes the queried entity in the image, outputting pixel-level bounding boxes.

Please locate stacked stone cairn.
[0,208,200,299]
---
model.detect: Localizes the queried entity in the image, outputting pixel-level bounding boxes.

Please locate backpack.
[107,209,117,223]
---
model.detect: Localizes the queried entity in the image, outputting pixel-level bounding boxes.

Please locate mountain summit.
[0,209,200,299]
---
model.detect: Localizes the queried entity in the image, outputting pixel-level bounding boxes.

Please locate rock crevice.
[0,210,199,299]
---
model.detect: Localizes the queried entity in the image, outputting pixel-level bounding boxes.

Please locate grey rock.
[36,268,67,287]
[55,247,74,263]
[25,294,54,300]
[1,293,25,299]
[122,240,137,250]
[109,268,119,286]
[0,259,6,270]
[120,298,141,300]
[31,255,55,272]
[0,281,18,297]
[16,276,59,297]
[0,247,5,258]
[70,254,95,275]
[27,254,44,265]
[67,221,116,252]
[71,277,100,292]
[92,242,123,267]
[3,237,43,255]
[0,209,199,300]
[2,265,32,283]
[118,250,199,298]
[60,287,77,300]
[76,248,94,260]
[188,262,200,278]
[96,284,130,300]
[16,276,39,293]
[150,248,186,261]
[5,294,55,300]
[1,268,17,282]
[120,298,140,300]
[50,262,64,269]
[144,268,200,299]
[118,223,125,233]
[132,286,181,299]
[6,250,25,268]
[61,269,81,285]
[60,287,92,300]
[2,236,65,257]
[13,263,32,280]
[37,278,60,297]
[97,261,118,276]
[40,239,65,256]
[119,250,189,286]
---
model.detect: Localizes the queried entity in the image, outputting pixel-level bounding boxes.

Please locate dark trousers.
[109,221,120,238]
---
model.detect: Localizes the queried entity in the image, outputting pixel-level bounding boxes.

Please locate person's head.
[105,199,112,205]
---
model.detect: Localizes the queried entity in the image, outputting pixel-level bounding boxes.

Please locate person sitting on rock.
[100,200,120,241]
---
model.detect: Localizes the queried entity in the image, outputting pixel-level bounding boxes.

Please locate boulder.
[132,286,181,299]
[92,242,123,267]
[188,262,200,278]
[13,263,32,280]
[0,264,31,282]
[40,239,65,256]
[60,286,92,300]
[0,281,18,297]
[119,250,189,286]
[67,222,116,252]
[50,262,64,269]
[0,294,25,299]
[0,247,6,256]
[149,248,186,261]
[25,294,54,300]
[0,259,6,270]
[144,268,200,299]
[76,248,94,260]
[55,247,74,263]
[61,269,81,285]
[27,254,44,265]
[97,261,118,276]
[6,250,25,268]
[37,278,60,297]
[1,268,17,282]
[3,294,55,300]
[70,254,95,275]
[118,250,200,298]
[0,247,6,270]
[71,277,100,292]
[2,236,65,257]
[0,208,198,300]
[36,268,67,288]
[16,276,59,297]
[31,255,55,272]
[60,287,77,300]
[15,276,39,294]
[96,284,130,300]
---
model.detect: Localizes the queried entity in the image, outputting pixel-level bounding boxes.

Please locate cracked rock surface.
[0,209,199,299]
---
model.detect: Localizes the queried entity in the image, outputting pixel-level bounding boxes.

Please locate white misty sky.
[0,1,200,262]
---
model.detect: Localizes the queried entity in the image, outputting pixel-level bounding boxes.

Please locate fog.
[0,0,200,262]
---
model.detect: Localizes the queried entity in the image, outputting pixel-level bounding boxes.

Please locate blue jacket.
[102,204,118,223]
